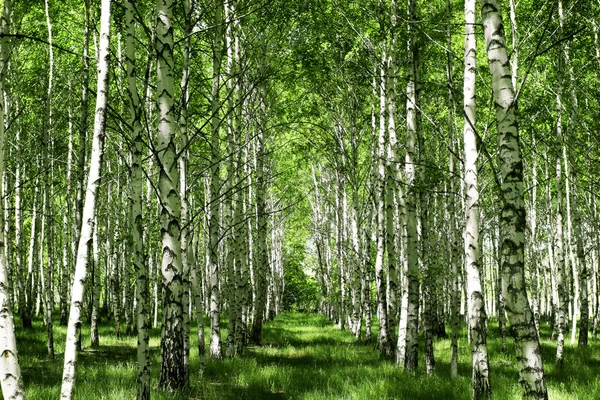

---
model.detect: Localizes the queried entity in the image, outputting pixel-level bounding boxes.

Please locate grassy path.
[18,312,600,399]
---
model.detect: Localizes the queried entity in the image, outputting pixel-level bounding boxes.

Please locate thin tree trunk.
[554,6,568,362]
[26,172,39,328]
[251,110,269,345]
[61,83,74,327]
[385,0,399,336]
[0,0,25,396]
[125,0,150,397]
[554,154,568,367]
[60,0,111,397]
[15,128,27,329]
[375,51,393,358]
[90,217,100,348]
[557,0,588,346]
[224,0,238,357]
[208,0,224,357]
[464,0,491,394]
[75,0,90,257]
[398,0,420,371]
[42,0,55,359]
[446,0,460,379]
[178,0,194,374]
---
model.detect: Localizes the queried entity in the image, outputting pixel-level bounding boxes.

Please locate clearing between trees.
[18,313,600,399]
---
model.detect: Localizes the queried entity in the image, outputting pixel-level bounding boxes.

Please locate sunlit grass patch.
[13,311,600,399]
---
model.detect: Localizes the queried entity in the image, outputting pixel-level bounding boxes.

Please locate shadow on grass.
[15,312,600,399]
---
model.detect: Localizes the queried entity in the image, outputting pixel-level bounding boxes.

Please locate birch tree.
[156,0,187,389]
[208,0,224,358]
[482,1,548,398]
[397,0,420,371]
[464,0,491,396]
[375,50,393,358]
[60,0,112,397]
[126,0,150,397]
[0,0,25,397]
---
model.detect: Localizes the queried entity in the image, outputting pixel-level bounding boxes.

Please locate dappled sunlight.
[11,312,600,399]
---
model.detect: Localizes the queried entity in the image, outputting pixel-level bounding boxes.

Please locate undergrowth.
[16,313,600,399]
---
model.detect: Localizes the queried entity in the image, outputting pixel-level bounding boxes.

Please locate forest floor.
[17,312,600,399]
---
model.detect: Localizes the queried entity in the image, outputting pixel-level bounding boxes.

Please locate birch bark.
[208,0,224,357]
[125,0,151,397]
[156,0,187,389]
[0,0,25,397]
[482,1,548,397]
[464,0,491,395]
[398,0,420,371]
[60,0,111,397]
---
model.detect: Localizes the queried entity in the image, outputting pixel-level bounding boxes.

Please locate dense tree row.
[0,0,598,400]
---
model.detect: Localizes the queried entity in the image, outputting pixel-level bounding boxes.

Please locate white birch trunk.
[61,82,74,327]
[43,0,55,359]
[464,0,491,395]
[60,0,111,397]
[75,0,90,258]
[156,0,187,389]
[375,52,393,358]
[482,1,548,397]
[0,0,24,396]
[224,0,238,357]
[398,0,420,371]
[385,0,399,334]
[125,1,150,397]
[178,0,193,373]
[251,122,269,344]
[555,155,568,366]
[446,0,460,379]
[208,0,224,358]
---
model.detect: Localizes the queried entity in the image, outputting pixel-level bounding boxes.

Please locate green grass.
[15,313,600,399]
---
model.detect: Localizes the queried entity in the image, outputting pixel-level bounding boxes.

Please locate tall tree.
[0,0,25,397]
[60,0,112,397]
[156,0,187,390]
[208,0,225,357]
[464,0,491,396]
[375,47,393,358]
[482,1,548,398]
[125,0,151,397]
[397,0,420,372]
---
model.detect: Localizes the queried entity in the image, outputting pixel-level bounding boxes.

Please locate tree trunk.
[60,0,111,397]
[61,83,74,327]
[398,0,420,371]
[385,0,399,335]
[464,0,491,396]
[156,0,187,390]
[75,0,90,262]
[251,114,269,345]
[482,1,548,398]
[375,50,393,358]
[178,0,194,374]
[446,0,460,379]
[125,0,151,397]
[208,0,224,358]
[0,0,25,397]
